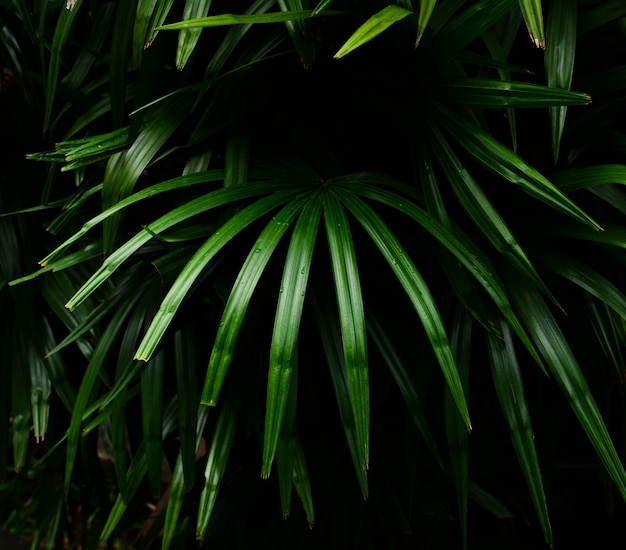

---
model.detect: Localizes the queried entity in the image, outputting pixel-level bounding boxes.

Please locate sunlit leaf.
[157,9,322,30]
[334,5,412,59]
[416,0,437,46]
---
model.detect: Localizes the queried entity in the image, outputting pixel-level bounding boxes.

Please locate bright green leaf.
[334,5,412,59]
[262,193,322,478]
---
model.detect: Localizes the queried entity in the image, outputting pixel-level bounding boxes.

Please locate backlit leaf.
[334,5,412,59]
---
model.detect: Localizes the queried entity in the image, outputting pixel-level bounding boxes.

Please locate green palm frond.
[4,1,626,547]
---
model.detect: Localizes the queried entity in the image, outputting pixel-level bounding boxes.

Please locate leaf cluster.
[1,1,626,548]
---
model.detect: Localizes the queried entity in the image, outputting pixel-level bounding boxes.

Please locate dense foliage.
[2,1,626,548]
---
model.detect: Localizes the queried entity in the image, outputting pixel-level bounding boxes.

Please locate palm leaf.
[291,435,315,527]
[433,105,602,231]
[427,78,589,108]
[313,294,369,498]
[586,297,626,380]
[176,0,213,69]
[416,0,437,46]
[174,328,201,489]
[11,339,31,472]
[508,269,626,501]
[578,1,626,36]
[334,5,412,59]
[551,164,626,193]
[518,0,545,48]
[40,170,225,266]
[434,0,517,57]
[141,350,165,498]
[162,407,210,550]
[201,195,305,405]
[545,0,577,161]
[99,398,178,544]
[29,344,51,444]
[367,314,443,467]
[343,178,544,371]
[43,0,84,131]
[102,96,193,252]
[324,190,369,470]
[338,189,471,431]
[157,9,323,31]
[63,295,142,490]
[134,0,175,64]
[279,0,316,68]
[262,193,322,478]
[135,189,304,362]
[428,125,561,310]
[312,0,334,16]
[64,183,298,311]
[487,316,552,546]
[445,309,472,550]
[539,251,626,321]
[196,393,239,541]
[277,353,298,519]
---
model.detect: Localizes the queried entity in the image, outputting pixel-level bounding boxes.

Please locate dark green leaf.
[487,317,552,546]
[518,0,545,48]
[545,0,577,161]
[427,78,589,108]
[509,271,626,501]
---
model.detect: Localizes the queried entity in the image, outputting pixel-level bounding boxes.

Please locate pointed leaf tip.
[334,5,412,59]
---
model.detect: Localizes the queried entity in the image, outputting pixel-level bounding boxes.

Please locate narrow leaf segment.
[334,5,412,59]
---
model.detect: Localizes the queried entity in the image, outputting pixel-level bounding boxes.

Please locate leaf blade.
[340,190,471,431]
[334,5,412,59]
[324,190,369,470]
[262,193,323,478]
[518,0,545,48]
